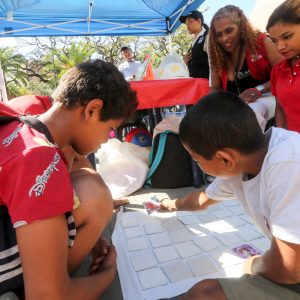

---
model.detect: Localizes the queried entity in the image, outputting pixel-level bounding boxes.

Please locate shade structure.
[0,0,205,37]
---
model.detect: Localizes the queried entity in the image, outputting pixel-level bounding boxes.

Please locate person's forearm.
[174,190,218,211]
[244,250,300,284]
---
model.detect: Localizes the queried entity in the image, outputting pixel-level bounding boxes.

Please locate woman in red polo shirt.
[208,5,282,103]
[267,0,300,132]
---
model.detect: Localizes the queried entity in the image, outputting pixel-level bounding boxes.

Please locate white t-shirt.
[206,127,300,244]
[118,60,141,81]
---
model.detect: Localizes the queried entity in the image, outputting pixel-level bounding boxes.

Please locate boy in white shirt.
[161,91,300,299]
[118,46,141,81]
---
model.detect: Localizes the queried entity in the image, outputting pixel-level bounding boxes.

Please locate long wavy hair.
[209,5,261,74]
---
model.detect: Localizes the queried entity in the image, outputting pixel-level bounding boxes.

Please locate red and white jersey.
[0,107,73,228]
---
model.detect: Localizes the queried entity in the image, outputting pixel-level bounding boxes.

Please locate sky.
[198,0,285,31]
[0,0,285,49]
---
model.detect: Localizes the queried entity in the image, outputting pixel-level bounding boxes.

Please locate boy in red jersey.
[0,59,137,299]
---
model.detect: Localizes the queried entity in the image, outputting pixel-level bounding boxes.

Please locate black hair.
[267,0,300,30]
[120,46,132,52]
[179,91,265,160]
[52,59,137,121]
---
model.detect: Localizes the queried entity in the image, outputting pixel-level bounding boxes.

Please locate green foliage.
[2,27,193,97]
[50,42,96,81]
[0,47,29,96]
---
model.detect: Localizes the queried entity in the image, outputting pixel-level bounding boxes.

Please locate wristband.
[249,87,262,97]
[255,84,265,95]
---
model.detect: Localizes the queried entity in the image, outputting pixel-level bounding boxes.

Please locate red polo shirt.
[271,59,300,132]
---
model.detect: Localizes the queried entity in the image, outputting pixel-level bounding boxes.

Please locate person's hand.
[239,88,261,103]
[243,255,261,274]
[113,199,129,212]
[90,236,111,274]
[98,245,117,275]
[159,198,176,212]
[183,53,192,65]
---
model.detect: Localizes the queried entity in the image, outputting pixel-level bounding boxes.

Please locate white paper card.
[124,226,144,238]
[250,238,270,252]
[138,267,168,290]
[121,213,141,228]
[149,231,173,248]
[130,252,157,271]
[239,214,254,224]
[196,213,218,224]
[144,221,165,234]
[187,224,208,236]
[213,209,234,218]
[186,255,219,276]
[162,217,185,231]
[207,203,225,212]
[174,241,202,258]
[193,235,222,251]
[127,237,149,251]
[235,226,262,241]
[202,220,235,233]
[153,245,180,263]
[162,261,194,282]
[169,228,194,243]
[229,205,246,215]
[215,232,245,246]
[224,216,247,227]
[210,247,244,267]
[222,200,240,207]
[178,215,200,225]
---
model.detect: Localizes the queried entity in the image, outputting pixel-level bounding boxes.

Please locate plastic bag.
[97,139,150,199]
[154,51,189,79]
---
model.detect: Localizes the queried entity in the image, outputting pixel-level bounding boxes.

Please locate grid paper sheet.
[112,200,270,300]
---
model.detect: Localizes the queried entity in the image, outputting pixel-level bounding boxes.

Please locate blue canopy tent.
[0,0,205,37]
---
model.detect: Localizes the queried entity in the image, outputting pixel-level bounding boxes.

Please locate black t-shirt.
[188,30,209,79]
[226,59,265,94]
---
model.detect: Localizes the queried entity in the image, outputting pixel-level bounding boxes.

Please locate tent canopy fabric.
[0,0,204,37]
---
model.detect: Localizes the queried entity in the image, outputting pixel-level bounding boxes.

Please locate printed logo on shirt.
[29,152,61,197]
[1,123,22,147]
[250,53,263,62]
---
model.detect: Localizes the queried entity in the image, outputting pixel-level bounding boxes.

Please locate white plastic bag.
[154,51,189,79]
[97,139,150,199]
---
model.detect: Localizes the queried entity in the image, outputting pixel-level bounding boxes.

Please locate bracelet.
[248,88,262,97]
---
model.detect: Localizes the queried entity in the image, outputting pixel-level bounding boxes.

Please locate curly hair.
[208,5,261,75]
[266,0,300,30]
[52,59,137,122]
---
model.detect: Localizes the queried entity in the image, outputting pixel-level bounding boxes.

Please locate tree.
[0,47,29,97]
[50,41,96,81]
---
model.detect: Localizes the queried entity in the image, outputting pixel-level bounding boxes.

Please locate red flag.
[142,54,155,80]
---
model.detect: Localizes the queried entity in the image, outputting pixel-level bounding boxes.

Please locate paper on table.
[149,231,173,248]
[113,204,270,300]
[138,267,169,290]
[169,228,194,243]
[186,255,220,277]
[130,251,158,271]
[153,245,180,263]
[174,241,202,258]
[162,261,194,283]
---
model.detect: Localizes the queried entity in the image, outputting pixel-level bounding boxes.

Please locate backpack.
[145,130,194,188]
[125,127,152,147]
